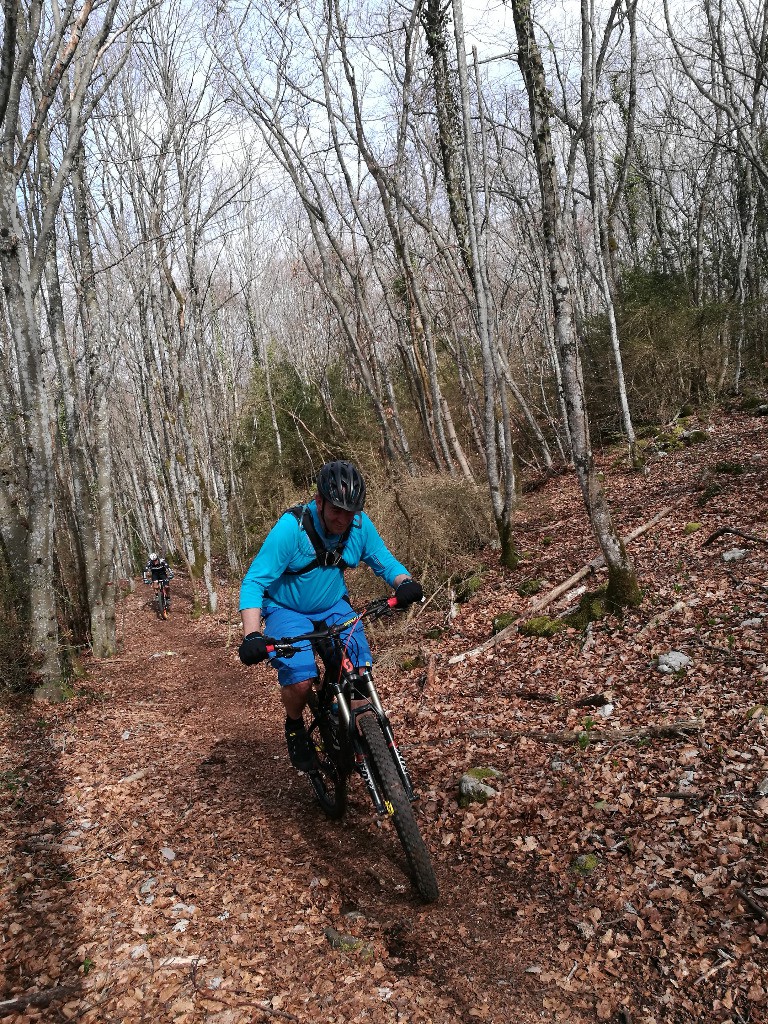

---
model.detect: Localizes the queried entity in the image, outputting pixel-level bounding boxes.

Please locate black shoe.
[285,722,316,771]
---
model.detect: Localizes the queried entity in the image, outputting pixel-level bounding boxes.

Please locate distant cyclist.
[238,460,423,771]
[143,552,174,612]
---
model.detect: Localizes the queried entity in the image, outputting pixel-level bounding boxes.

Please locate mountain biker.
[143,552,174,611]
[238,460,423,771]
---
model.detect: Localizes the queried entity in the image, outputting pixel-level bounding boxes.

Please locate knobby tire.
[359,714,438,903]
[305,695,347,821]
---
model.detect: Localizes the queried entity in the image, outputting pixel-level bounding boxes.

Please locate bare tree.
[0,0,137,694]
[511,0,641,607]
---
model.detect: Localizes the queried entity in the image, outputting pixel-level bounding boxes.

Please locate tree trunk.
[511,0,641,608]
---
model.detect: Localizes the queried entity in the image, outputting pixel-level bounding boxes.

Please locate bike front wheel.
[359,714,438,903]
[305,694,347,821]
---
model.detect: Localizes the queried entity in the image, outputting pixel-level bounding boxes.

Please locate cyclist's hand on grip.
[238,632,270,665]
[394,579,423,607]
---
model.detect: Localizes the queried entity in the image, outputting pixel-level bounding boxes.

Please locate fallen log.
[449,500,683,664]
[0,986,77,1017]
[703,526,768,547]
[636,597,700,638]
[521,720,701,745]
[736,888,768,924]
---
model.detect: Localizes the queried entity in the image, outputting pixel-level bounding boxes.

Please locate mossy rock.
[746,705,768,721]
[572,853,600,875]
[466,766,503,781]
[541,536,554,547]
[683,522,702,534]
[458,769,500,807]
[636,424,661,439]
[654,431,683,452]
[401,653,427,671]
[423,628,444,640]
[680,430,708,445]
[453,570,483,603]
[492,612,516,634]
[563,589,608,629]
[714,460,743,475]
[517,578,544,598]
[324,927,371,954]
[518,616,566,638]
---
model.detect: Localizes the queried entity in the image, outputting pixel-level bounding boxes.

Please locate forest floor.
[2,406,768,1024]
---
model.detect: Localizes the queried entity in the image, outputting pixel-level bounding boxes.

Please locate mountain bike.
[143,576,172,619]
[264,596,439,904]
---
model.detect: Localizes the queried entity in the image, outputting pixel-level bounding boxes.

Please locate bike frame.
[143,577,171,616]
[267,599,416,812]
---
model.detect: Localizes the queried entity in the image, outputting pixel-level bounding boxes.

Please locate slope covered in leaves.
[1,407,767,1024]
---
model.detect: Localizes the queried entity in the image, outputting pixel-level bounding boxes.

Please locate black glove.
[394,579,424,607]
[238,632,270,665]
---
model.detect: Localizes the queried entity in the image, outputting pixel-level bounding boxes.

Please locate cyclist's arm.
[239,515,301,628]
[242,608,262,635]
[359,514,411,586]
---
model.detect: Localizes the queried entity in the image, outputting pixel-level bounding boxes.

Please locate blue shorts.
[262,598,373,687]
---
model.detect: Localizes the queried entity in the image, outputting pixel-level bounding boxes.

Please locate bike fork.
[359,671,417,801]
[354,743,390,816]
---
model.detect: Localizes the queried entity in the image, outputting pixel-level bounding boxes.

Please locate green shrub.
[235,358,495,601]
[580,266,756,435]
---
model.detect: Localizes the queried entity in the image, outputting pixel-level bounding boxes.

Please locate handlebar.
[264,595,400,659]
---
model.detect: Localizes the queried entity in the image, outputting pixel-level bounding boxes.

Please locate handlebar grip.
[387,596,398,608]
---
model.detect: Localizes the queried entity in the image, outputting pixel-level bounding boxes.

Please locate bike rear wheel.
[359,714,438,903]
[305,694,347,820]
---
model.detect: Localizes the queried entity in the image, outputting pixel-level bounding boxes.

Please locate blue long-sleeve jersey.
[239,500,409,615]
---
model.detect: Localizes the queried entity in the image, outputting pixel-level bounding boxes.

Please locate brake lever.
[265,640,297,659]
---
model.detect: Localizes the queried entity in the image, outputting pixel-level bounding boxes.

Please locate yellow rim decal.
[385,800,394,816]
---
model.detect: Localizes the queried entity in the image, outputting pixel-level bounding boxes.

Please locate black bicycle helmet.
[317,460,366,512]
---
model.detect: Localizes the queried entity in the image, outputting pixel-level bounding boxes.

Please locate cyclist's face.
[319,497,355,535]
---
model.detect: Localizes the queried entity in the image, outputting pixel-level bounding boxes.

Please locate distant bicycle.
[143,574,173,620]
[263,595,438,903]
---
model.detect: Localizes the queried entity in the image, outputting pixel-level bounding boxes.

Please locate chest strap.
[282,505,354,576]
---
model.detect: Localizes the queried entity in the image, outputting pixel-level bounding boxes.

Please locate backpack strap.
[282,504,354,576]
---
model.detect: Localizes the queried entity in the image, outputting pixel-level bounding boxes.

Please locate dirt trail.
[2,580,538,1024]
[2,407,768,1024]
